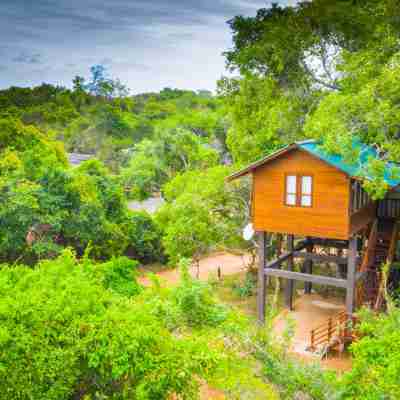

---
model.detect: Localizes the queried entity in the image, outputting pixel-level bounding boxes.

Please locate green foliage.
[0,121,164,265]
[173,259,228,327]
[220,75,307,164]
[232,272,256,298]
[121,127,219,199]
[340,307,400,399]
[261,348,337,400]
[124,211,165,264]
[0,251,218,399]
[225,1,399,90]
[156,166,249,265]
[304,51,400,198]
[0,72,227,173]
[93,256,142,297]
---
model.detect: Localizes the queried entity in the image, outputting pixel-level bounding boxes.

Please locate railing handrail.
[310,311,357,351]
[360,220,379,273]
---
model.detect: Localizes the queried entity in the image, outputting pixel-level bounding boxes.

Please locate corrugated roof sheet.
[298,140,400,188]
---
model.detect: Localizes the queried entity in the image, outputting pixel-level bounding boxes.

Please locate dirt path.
[139,251,251,286]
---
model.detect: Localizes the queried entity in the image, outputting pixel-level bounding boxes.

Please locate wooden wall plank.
[253,149,350,240]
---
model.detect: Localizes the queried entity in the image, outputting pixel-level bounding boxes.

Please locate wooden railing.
[360,220,379,273]
[309,311,357,352]
[374,222,399,310]
[378,199,400,219]
[387,222,399,264]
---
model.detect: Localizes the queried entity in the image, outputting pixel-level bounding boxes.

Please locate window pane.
[301,195,311,207]
[301,176,312,195]
[286,193,296,205]
[286,175,297,194]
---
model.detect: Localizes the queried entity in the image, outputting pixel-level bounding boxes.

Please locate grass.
[212,271,287,318]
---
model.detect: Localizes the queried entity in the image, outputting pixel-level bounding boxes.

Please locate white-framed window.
[301,176,312,207]
[285,175,297,206]
[285,174,313,207]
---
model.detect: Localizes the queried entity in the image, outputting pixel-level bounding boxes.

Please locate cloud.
[0,0,286,91]
[12,52,42,64]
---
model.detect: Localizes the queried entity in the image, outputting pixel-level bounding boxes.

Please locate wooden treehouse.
[229,140,400,348]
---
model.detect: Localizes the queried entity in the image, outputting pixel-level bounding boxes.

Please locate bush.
[124,211,165,264]
[340,306,400,399]
[0,251,217,399]
[173,260,227,327]
[91,256,142,297]
[232,272,256,298]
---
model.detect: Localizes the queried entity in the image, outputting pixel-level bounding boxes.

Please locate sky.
[0,0,293,93]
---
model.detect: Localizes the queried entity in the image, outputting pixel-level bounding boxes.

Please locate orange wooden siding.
[253,149,351,240]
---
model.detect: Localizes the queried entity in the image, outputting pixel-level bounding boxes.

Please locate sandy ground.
[273,292,352,371]
[139,252,252,286]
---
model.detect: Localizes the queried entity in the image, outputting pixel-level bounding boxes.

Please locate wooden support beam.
[346,237,357,315]
[264,268,348,288]
[304,241,313,294]
[294,252,361,266]
[265,240,309,270]
[294,252,347,264]
[257,232,266,324]
[309,238,349,249]
[285,235,295,310]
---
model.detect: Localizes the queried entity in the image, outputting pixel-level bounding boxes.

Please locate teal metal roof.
[298,140,400,188]
[228,139,400,188]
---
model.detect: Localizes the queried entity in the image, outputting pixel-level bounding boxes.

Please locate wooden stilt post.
[304,240,313,294]
[285,234,295,310]
[346,236,357,316]
[257,231,266,324]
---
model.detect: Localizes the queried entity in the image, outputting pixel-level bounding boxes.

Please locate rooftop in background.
[68,153,94,167]
[228,139,400,188]
[128,196,165,214]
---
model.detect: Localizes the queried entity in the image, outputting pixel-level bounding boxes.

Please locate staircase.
[309,219,398,354]
[359,219,398,308]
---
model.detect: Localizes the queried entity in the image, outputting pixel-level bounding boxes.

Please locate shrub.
[340,306,400,399]
[173,260,227,327]
[124,211,165,264]
[0,251,217,399]
[232,272,256,298]
[91,256,142,297]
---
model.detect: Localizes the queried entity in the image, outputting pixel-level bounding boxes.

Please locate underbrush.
[0,251,278,399]
[0,251,218,399]
[1,250,397,399]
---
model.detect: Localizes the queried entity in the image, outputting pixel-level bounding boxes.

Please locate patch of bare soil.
[273,293,352,372]
[139,252,251,286]
[200,384,225,400]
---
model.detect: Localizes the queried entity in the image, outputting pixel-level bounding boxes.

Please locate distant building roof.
[68,153,94,167]
[128,196,165,214]
[228,139,400,188]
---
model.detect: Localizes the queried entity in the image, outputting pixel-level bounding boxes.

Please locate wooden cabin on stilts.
[228,140,400,351]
